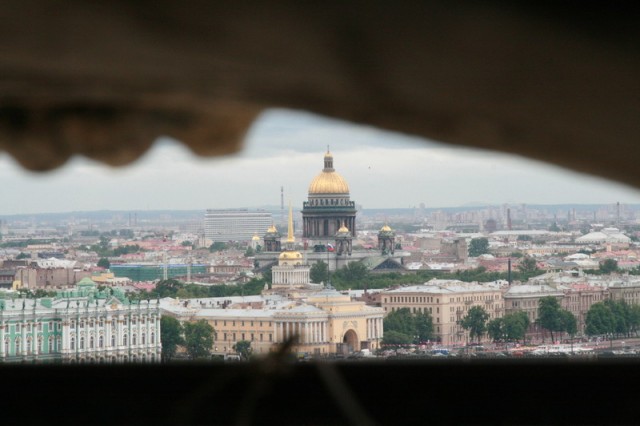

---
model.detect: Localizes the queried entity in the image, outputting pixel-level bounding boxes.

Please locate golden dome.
[267,224,277,233]
[308,171,350,194]
[380,224,392,232]
[338,224,349,233]
[252,234,260,241]
[308,150,350,194]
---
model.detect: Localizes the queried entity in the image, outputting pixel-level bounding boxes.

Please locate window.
[111,335,116,347]
[80,337,85,350]
[99,335,104,348]
[123,335,128,346]
[70,337,75,350]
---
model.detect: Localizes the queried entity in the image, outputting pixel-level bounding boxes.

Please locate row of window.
[7,321,60,333]
[4,335,59,354]
[385,296,440,304]
[70,316,156,329]
[215,320,272,328]
[70,332,156,350]
[222,332,273,342]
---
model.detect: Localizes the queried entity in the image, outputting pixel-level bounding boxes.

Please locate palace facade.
[0,278,161,363]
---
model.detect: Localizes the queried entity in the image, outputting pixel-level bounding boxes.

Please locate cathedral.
[254,149,407,273]
[301,150,357,243]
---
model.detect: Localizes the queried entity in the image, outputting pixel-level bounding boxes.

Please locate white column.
[106,315,112,349]
[0,322,4,357]
[21,320,27,356]
[116,315,123,351]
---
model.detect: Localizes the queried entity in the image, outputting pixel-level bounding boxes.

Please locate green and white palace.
[0,278,161,364]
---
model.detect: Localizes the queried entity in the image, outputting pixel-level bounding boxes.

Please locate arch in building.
[342,329,359,353]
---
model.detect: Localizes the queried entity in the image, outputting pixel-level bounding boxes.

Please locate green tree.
[244,246,255,257]
[517,256,539,274]
[382,330,413,345]
[384,308,415,337]
[160,316,184,362]
[487,318,505,342]
[209,242,227,252]
[537,296,565,342]
[334,261,369,285]
[585,301,616,336]
[468,238,489,257]
[181,240,193,247]
[15,252,30,260]
[599,258,619,274]
[97,257,110,269]
[414,311,434,343]
[153,279,183,298]
[183,320,215,360]
[233,340,252,360]
[504,311,530,342]
[561,310,578,339]
[310,261,329,284]
[458,306,489,343]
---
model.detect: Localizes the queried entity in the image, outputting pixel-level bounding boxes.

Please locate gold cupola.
[308,149,350,195]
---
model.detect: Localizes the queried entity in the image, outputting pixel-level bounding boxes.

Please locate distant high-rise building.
[204,209,272,242]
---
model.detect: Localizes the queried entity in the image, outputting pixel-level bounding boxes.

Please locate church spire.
[286,201,295,243]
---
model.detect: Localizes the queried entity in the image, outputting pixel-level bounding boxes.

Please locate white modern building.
[204,209,273,242]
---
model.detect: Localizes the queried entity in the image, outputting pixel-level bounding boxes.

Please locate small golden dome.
[308,171,350,194]
[279,251,302,260]
[267,225,277,233]
[380,225,392,232]
[338,224,349,233]
[252,234,260,241]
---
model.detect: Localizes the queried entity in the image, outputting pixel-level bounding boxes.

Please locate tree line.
[309,259,544,291]
[128,278,267,301]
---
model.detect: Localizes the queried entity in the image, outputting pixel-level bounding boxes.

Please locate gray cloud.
[1,108,640,215]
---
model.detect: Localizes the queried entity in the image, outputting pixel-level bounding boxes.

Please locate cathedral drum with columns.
[302,150,357,243]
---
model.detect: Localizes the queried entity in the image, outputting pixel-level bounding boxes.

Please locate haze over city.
[2,108,640,215]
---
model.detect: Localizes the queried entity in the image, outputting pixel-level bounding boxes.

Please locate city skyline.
[2,108,640,215]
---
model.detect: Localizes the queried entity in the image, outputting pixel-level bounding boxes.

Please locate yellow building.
[381,279,505,346]
[160,291,383,356]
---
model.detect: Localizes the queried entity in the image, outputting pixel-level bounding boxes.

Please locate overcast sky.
[2,108,640,215]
